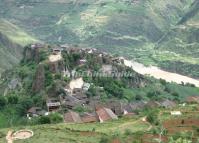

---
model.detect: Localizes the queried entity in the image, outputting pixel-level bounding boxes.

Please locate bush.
[17,97,33,116]
[124,129,132,136]
[135,94,142,101]
[172,92,179,97]
[99,136,109,143]
[0,97,7,109]
[73,105,86,113]
[54,74,61,80]
[38,116,51,124]
[160,79,167,85]
[49,113,63,124]
[146,111,158,125]
[7,96,18,104]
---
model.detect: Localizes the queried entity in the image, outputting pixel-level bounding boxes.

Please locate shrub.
[124,129,132,136]
[146,111,158,125]
[0,97,7,109]
[135,94,142,101]
[172,92,179,97]
[99,136,109,143]
[73,105,86,113]
[17,97,33,116]
[38,116,51,124]
[49,113,63,124]
[54,74,61,80]
[7,96,18,104]
[160,79,167,85]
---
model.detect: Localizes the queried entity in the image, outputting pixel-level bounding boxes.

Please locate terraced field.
[1,0,199,77]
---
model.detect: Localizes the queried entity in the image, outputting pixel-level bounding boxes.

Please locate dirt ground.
[49,54,62,62]
[6,130,33,143]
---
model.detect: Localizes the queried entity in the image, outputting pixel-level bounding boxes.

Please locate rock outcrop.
[32,64,45,93]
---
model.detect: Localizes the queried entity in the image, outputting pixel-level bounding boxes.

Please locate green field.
[0,117,150,143]
[1,0,199,77]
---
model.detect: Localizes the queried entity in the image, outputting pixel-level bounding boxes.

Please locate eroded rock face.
[23,46,43,63]
[48,60,64,74]
[32,64,45,93]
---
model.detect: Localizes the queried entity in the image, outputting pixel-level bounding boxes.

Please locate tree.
[172,92,179,97]
[7,96,18,104]
[17,98,33,116]
[0,97,7,109]
[135,94,142,101]
[38,116,51,124]
[160,79,167,85]
[99,136,109,143]
[54,73,61,80]
[49,113,63,124]
[146,111,159,125]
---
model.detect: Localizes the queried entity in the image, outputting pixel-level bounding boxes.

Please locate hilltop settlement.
[0,43,199,142]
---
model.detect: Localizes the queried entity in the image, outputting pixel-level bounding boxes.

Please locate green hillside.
[0,19,37,72]
[0,44,198,129]
[0,117,150,143]
[0,0,199,77]
[156,1,199,78]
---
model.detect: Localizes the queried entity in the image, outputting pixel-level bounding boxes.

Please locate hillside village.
[0,43,199,142]
[4,43,196,125]
[25,43,146,123]
[0,0,199,142]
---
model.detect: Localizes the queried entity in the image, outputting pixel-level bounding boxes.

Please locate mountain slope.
[0,0,198,77]
[1,44,199,129]
[0,19,37,72]
[0,0,194,45]
[156,0,199,78]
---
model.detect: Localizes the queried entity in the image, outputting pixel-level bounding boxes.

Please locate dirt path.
[142,117,152,131]
[123,59,199,87]
[110,117,152,132]
[6,131,13,143]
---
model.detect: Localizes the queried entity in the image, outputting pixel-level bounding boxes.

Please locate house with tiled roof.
[81,112,98,123]
[186,96,199,104]
[62,95,82,109]
[96,107,118,123]
[64,111,82,123]
[106,100,127,116]
[129,101,146,111]
[160,99,176,108]
[46,98,61,112]
[145,101,161,108]
[27,107,46,117]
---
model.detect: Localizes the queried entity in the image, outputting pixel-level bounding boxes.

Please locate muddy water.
[123,59,199,87]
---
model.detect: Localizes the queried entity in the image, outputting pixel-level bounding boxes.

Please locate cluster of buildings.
[27,97,181,123]
[28,43,199,123]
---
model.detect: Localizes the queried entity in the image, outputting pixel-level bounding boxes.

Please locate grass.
[0,117,149,143]
[1,0,199,78]
[122,81,199,102]
[0,19,37,46]
[0,19,38,73]
[65,117,149,134]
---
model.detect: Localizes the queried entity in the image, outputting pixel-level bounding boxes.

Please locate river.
[123,59,199,87]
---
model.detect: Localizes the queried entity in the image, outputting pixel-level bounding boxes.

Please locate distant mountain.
[0,19,37,72]
[156,1,199,78]
[0,0,199,77]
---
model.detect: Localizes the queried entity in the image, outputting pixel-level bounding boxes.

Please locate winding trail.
[110,117,152,132]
